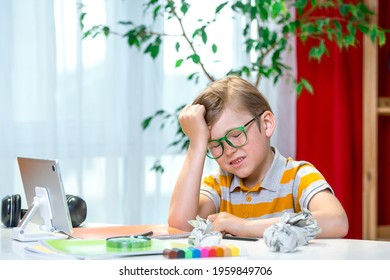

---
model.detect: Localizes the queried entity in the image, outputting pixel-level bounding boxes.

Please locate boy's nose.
[224,143,237,155]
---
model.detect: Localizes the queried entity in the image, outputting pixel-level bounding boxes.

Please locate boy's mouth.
[230,156,245,166]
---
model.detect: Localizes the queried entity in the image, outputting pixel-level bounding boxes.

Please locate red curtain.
[296,9,363,239]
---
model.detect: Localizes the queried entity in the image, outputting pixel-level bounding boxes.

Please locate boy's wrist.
[188,138,208,152]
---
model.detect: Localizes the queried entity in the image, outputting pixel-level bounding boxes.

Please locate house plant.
[80,0,387,172]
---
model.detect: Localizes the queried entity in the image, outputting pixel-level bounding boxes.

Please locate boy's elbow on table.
[336,215,349,238]
[318,215,349,238]
[332,211,349,238]
[168,215,193,232]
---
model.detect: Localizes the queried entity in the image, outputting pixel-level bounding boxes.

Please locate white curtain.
[0,0,295,226]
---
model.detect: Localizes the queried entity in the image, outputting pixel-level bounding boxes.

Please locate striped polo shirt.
[200,147,333,219]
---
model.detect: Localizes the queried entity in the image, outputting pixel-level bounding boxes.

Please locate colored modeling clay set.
[162,244,245,259]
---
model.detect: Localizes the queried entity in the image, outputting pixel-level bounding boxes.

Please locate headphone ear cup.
[1,194,22,227]
[66,195,87,227]
[1,195,12,227]
[12,194,22,227]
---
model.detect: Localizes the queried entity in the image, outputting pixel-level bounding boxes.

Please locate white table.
[1,225,390,260]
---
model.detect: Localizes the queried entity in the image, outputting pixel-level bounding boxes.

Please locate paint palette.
[163,244,245,259]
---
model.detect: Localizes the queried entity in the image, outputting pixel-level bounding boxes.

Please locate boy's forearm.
[311,211,349,238]
[238,217,280,238]
[210,212,280,238]
[245,214,347,239]
[168,144,206,231]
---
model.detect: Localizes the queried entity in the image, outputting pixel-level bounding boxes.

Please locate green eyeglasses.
[207,111,265,159]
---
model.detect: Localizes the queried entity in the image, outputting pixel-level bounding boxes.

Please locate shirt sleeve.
[200,172,222,212]
[294,162,335,211]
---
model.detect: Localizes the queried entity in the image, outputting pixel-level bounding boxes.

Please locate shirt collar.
[229,147,287,192]
[261,147,286,191]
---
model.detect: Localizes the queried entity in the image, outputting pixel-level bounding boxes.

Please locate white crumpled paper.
[263,208,321,253]
[187,215,222,246]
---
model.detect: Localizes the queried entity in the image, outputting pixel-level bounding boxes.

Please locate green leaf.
[296,83,303,95]
[118,21,133,25]
[282,25,290,34]
[142,116,153,129]
[271,2,282,19]
[309,41,328,61]
[181,2,189,15]
[201,29,208,44]
[301,78,313,94]
[272,49,281,64]
[150,161,164,173]
[378,30,386,46]
[192,28,201,38]
[189,54,200,64]
[187,72,199,80]
[339,4,350,16]
[295,0,308,15]
[181,138,190,150]
[357,2,374,16]
[127,34,140,48]
[347,23,356,36]
[212,44,217,53]
[175,59,184,68]
[357,24,369,34]
[300,34,308,42]
[80,12,86,30]
[102,26,110,37]
[259,6,268,21]
[243,23,250,36]
[332,20,342,32]
[295,0,308,8]
[250,6,257,20]
[370,27,378,43]
[154,109,166,116]
[175,42,180,52]
[215,2,228,14]
[336,37,343,48]
[231,1,246,13]
[344,35,355,47]
[288,21,299,34]
[273,75,279,85]
[153,5,161,20]
[302,22,316,34]
[242,66,250,76]
[144,44,160,59]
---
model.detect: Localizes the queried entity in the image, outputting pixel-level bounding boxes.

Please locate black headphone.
[1,194,87,228]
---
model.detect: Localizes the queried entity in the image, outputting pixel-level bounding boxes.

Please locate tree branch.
[168,3,215,82]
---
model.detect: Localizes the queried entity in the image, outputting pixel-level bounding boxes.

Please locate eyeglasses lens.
[207,128,247,159]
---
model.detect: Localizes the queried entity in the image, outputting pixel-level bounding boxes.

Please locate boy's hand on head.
[178,104,210,147]
[207,212,250,237]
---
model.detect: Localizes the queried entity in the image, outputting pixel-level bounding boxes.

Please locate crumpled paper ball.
[263,208,321,253]
[187,215,222,246]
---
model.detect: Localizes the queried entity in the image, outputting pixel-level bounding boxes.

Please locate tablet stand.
[12,186,68,242]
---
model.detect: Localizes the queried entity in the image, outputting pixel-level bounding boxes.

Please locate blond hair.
[192,75,272,126]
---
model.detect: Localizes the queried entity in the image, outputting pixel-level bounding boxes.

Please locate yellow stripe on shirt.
[220,194,294,218]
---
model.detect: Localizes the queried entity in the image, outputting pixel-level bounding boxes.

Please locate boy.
[168,75,348,238]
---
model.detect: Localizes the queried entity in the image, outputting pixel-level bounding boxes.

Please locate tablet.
[17,157,73,234]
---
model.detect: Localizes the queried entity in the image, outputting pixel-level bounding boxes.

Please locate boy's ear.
[262,111,276,137]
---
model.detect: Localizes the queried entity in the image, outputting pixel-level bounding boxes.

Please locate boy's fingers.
[181,104,191,113]
[207,213,217,222]
[182,104,206,117]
